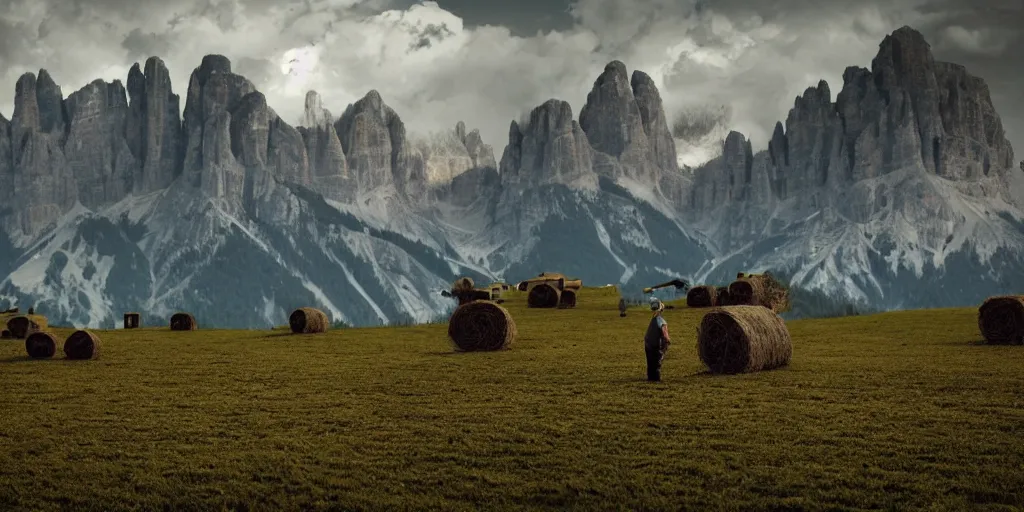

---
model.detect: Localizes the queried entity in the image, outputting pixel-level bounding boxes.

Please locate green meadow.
[1,286,1022,511]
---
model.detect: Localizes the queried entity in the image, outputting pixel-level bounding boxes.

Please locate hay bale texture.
[558,289,577,309]
[727,273,790,312]
[527,282,562,308]
[978,295,1024,345]
[686,285,718,308]
[6,316,43,339]
[25,331,58,359]
[64,330,101,360]
[289,307,329,334]
[169,312,197,331]
[447,301,517,351]
[697,306,792,374]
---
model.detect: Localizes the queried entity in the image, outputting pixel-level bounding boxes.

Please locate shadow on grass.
[0,355,45,364]
[967,339,1023,346]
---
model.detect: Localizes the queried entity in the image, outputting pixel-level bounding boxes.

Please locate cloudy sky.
[0,0,1021,166]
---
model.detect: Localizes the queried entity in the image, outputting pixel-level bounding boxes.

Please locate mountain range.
[0,26,1021,328]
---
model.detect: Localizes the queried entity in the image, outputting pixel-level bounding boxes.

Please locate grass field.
[1,287,1023,511]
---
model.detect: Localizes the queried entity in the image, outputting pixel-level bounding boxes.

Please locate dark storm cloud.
[427,0,574,35]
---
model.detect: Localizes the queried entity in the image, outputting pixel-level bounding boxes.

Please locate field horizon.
[1,286,1022,510]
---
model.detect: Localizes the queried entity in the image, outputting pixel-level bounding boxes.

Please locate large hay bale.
[64,330,101,360]
[686,285,718,308]
[124,312,141,329]
[978,296,1024,345]
[447,301,517,351]
[289,307,329,334]
[169,312,197,331]
[697,306,792,374]
[25,331,58,359]
[558,289,577,309]
[6,316,41,339]
[527,283,562,308]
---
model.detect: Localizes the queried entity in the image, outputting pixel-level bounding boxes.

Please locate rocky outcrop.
[693,25,1017,227]
[499,100,596,188]
[0,114,11,204]
[578,61,678,186]
[335,90,426,199]
[10,71,76,235]
[64,79,136,208]
[181,55,256,199]
[126,57,184,194]
[456,120,497,170]
[299,91,349,200]
[417,121,496,187]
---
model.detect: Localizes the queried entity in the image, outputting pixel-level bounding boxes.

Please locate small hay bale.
[717,287,732,306]
[64,330,101,360]
[516,281,528,292]
[686,285,718,308]
[527,283,561,308]
[289,307,329,334]
[447,301,516,351]
[169,312,197,331]
[1,329,11,339]
[6,316,41,339]
[558,289,577,309]
[728,277,766,306]
[124,312,141,329]
[978,296,1024,345]
[697,306,792,374]
[25,331,58,359]
[452,277,475,293]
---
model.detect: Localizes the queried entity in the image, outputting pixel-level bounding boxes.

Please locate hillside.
[1,289,1022,509]
[0,26,1021,328]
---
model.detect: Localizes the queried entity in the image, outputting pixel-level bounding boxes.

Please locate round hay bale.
[64,330,101,360]
[169,312,197,331]
[516,281,528,292]
[6,316,40,339]
[447,301,516,351]
[697,306,792,374]
[558,289,577,309]
[452,277,474,293]
[717,287,733,306]
[728,277,765,306]
[527,283,561,308]
[1,329,11,339]
[289,307,329,334]
[25,331,58,359]
[978,295,1024,345]
[686,285,718,308]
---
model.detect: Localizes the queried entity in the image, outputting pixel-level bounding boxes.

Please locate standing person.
[643,297,671,381]
[618,297,627,317]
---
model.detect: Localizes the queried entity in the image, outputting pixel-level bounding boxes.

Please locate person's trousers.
[645,345,664,381]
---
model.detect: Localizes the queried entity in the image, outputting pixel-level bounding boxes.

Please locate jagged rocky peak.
[0,113,11,201]
[334,89,426,197]
[579,60,642,159]
[64,78,136,208]
[417,121,496,186]
[630,69,678,173]
[303,90,333,127]
[299,90,348,197]
[12,70,67,144]
[125,56,184,193]
[182,54,257,131]
[499,99,595,187]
